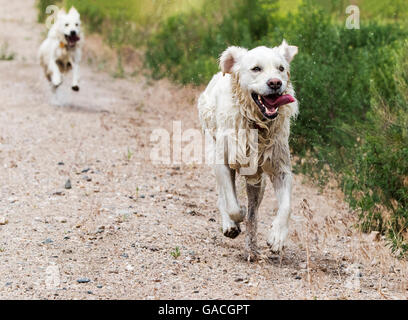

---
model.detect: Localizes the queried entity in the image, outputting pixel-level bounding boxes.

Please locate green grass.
[0,42,15,61]
[170,247,181,259]
[126,147,134,161]
[113,51,125,78]
[62,0,221,47]
[293,0,408,23]
[67,0,206,24]
[342,40,408,256]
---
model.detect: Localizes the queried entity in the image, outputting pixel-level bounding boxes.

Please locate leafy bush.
[343,41,408,255]
[145,0,279,84]
[65,0,133,45]
[63,0,220,47]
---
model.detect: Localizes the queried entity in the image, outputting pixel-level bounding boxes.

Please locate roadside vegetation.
[36,0,408,255]
[0,42,15,61]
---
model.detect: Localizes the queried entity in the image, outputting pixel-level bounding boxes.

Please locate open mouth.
[65,34,80,48]
[251,92,295,119]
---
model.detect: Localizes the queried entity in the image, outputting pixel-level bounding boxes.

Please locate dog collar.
[59,42,66,49]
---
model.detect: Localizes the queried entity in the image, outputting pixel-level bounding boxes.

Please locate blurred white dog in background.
[38,7,83,92]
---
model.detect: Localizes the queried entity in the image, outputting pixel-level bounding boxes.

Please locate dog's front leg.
[71,51,81,91]
[49,58,62,89]
[215,164,245,239]
[71,62,80,91]
[245,178,265,261]
[267,171,292,253]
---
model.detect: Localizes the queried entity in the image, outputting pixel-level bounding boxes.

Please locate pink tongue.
[263,94,295,109]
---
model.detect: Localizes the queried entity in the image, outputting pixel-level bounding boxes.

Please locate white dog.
[197,40,299,260]
[38,7,83,92]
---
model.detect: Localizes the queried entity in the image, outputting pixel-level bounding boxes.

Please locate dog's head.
[57,7,81,48]
[220,40,298,119]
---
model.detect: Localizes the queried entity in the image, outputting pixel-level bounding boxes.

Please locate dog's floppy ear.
[278,39,298,63]
[219,46,247,75]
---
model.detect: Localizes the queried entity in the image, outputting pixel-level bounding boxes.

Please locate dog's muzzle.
[251,92,295,120]
[65,33,80,48]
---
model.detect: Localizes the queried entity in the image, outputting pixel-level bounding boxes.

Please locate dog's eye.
[279,66,285,72]
[65,23,69,27]
[251,66,262,72]
[76,23,79,26]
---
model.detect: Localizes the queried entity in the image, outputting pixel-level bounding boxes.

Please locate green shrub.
[145,13,220,84]
[65,0,124,43]
[63,0,221,47]
[37,0,59,22]
[66,0,105,33]
[0,42,15,61]
[145,0,280,84]
[343,41,408,255]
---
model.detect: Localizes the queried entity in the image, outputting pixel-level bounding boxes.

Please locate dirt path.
[0,0,407,300]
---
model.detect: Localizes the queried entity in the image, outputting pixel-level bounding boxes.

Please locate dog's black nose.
[70,30,77,36]
[267,78,282,90]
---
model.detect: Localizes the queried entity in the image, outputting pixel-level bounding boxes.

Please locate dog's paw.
[52,81,61,90]
[72,86,79,92]
[223,223,241,239]
[267,221,288,253]
[51,84,60,93]
[51,76,62,88]
[244,249,260,262]
[228,205,246,223]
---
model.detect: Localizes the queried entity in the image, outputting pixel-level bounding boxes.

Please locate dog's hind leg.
[245,178,265,261]
[216,164,245,239]
[267,170,292,253]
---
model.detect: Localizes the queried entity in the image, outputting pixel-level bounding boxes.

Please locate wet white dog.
[38,7,83,92]
[197,40,299,260]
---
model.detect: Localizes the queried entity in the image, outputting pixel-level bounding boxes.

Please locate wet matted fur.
[197,40,299,260]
